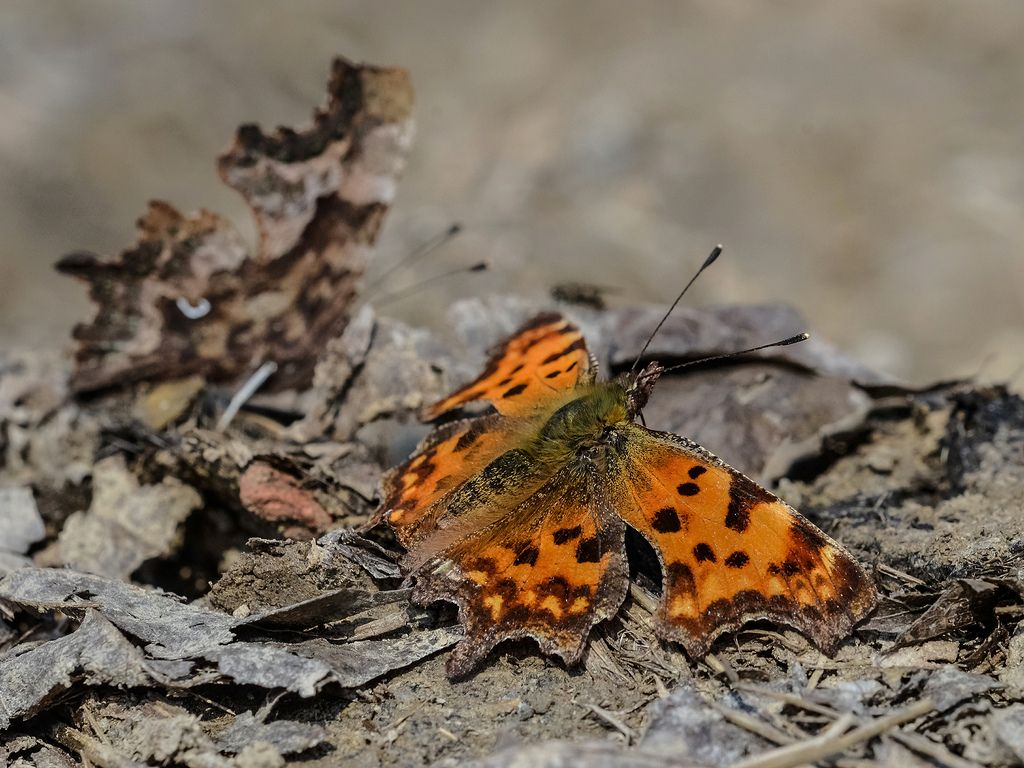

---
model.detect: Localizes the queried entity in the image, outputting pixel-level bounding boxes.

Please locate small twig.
[587,634,632,684]
[714,704,795,746]
[629,582,660,614]
[256,691,287,721]
[729,698,934,768]
[652,673,670,699]
[736,683,841,720]
[383,703,423,732]
[807,662,825,690]
[888,731,980,768]
[437,726,459,743]
[877,563,927,587]
[705,652,739,683]
[177,689,236,717]
[216,360,277,431]
[583,703,636,742]
[80,705,113,747]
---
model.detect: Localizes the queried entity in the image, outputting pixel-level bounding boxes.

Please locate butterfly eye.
[599,425,624,449]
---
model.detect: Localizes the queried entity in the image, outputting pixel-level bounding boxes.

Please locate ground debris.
[0,611,153,730]
[58,455,202,579]
[1,734,78,768]
[0,567,237,660]
[216,711,327,756]
[0,487,45,572]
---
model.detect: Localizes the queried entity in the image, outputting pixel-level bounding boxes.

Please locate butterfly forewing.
[423,312,593,420]
[376,414,519,546]
[412,455,628,678]
[606,424,876,656]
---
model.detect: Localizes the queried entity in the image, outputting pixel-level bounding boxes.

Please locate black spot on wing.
[790,517,828,553]
[539,575,571,600]
[725,472,775,533]
[502,382,528,398]
[677,482,700,496]
[575,537,601,563]
[453,423,485,453]
[651,507,682,533]
[493,577,518,600]
[540,338,586,365]
[513,544,540,567]
[553,525,582,545]
[724,551,749,568]
[693,543,716,563]
[688,466,707,479]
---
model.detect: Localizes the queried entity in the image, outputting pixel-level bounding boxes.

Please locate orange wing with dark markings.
[423,313,592,420]
[374,414,516,545]
[606,425,876,656]
[411,454,628,677]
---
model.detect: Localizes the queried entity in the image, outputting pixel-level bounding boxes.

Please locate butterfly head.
[624,361,664,420]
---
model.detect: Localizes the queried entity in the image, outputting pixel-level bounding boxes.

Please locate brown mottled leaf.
[57,57,414,393]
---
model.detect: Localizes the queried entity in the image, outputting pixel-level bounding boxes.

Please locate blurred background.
[1,1,1022,386]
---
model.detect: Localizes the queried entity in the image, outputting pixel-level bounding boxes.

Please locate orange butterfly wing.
[374,414,516,545]
[423,313,593,420]
[411,454,628,677]
[606,425,876,656]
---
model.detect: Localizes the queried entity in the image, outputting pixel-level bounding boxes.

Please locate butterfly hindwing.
[412,454,628,677]
[607,424,876,656]
[424,313,593,420]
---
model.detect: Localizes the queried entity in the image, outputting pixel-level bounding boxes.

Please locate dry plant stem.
[736,683,842,719]
[584,702,637,741]
[216,360,278,431]
[52,725,138,768]
[629,582,660,614]
[888,731,982,768]
[729,698,935,768]
[877,563,926,586]
[713,703,795,746]
[735,683,973,767]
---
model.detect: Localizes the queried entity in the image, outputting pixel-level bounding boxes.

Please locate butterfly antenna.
[630,244,723,372]
[364,222,463,294]
[661,332,810,374]
[373,262,489,306]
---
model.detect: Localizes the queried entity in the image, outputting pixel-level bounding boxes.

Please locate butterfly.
[374,313,877,677]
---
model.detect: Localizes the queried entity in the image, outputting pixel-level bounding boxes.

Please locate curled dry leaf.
[57,57,414,393]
